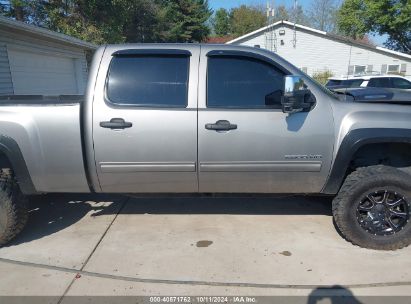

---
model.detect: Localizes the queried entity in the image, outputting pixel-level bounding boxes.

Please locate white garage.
[0,16,96,96]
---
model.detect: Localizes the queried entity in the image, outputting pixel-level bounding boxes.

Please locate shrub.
[312,70,334,85]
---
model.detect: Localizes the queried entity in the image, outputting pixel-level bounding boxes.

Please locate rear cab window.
[106,52,190,107]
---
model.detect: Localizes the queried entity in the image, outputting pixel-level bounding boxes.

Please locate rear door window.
[341,79,364,87]
[367,78,391,88]
[326,80,341,86]
[106,55,189,107]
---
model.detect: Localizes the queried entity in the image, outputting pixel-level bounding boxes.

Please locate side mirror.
[281,75,316,114]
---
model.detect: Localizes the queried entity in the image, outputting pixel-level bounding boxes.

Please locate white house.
[0,16,97,95]
[227,20,411,80]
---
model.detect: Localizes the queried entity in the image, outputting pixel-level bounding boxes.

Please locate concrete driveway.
[1,194,411,303]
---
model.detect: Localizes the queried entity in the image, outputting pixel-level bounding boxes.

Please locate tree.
[293,5,311,26]
[213,8,229,36]
[0,0,47,25]
[0,0,213,44]
[308,0,339,32]
[336,0,367,39]
[44,0,118,44]
[274,5,289,22]
[8,0,25,21]
[272,4,310,26]
[337,0,411,54]
[229,5,266,37]
[158,0,212,42]
[121,0,161,43]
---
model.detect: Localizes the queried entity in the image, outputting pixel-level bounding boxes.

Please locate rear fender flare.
[0,135,37,195]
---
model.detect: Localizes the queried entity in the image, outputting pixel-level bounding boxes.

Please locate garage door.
[8,48,79,95]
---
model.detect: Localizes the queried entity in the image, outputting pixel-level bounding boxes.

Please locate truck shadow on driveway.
[5,194,332,247]
[307,285,362,304]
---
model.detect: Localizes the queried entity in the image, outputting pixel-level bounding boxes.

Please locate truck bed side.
[0,98,90,193]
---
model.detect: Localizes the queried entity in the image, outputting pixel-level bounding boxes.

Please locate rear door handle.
[205,120,237,131]
[100,118,132,129]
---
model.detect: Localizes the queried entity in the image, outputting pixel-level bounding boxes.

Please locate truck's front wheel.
[333,165,411,250]
[0,169,28,246]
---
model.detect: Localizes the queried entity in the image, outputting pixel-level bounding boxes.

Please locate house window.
[388,64,400,74]
[354,65,366,75]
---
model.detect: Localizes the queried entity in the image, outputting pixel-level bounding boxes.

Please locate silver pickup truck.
[1,44,411,250]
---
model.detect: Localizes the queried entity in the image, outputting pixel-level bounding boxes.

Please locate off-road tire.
[333,165,411,250]
[0,169,28,246]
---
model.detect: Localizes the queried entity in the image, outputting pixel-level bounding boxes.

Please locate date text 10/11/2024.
[149,296,257,303]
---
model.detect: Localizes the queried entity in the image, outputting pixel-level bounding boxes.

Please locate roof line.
[0,15,97,50]
[226,20,411,61]
[226,20,326,44]
[375,46,411,59]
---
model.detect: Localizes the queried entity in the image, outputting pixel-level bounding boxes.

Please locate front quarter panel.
[322,100,411,194]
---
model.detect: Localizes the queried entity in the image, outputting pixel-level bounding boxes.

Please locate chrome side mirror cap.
[282,75,316,114]
[284,75,306,95]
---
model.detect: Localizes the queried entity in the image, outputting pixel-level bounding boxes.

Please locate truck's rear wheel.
[0,169,28,246]
[333,165,411,250]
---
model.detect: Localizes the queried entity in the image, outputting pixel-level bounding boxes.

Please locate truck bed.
[0,95,89,192]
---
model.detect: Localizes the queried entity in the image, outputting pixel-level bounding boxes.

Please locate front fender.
[322,128,411,194]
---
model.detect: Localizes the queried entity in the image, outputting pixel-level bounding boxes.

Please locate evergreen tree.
[213,8,230,36]
[159,0,212,42]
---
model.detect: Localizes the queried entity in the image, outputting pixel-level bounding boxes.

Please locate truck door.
[198,48,334,193]
[92,46,199,193]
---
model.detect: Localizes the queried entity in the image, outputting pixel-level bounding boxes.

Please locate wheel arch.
[322,128,411,195]
[0,135,37,195]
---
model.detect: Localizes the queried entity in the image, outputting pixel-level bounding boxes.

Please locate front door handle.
[100,118,132,129]
[205,120,237,131]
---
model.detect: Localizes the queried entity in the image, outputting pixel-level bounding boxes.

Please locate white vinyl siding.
[348,65,354,75]
[0,43,13,94]
[230,24,411,80]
